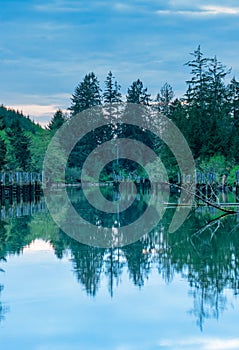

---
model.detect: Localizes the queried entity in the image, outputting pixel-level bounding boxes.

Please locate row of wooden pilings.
[0,199,46,220]
[112,170,235,195]
[0,172,42,205]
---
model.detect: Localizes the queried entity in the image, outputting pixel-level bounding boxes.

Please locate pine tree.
[69,72,101,115]
[185,45,209,111]
[155,82,174,116]
[207,56,231,115]
[7,121,32,171]
[205,56,231,157]
[126,79,151,105]
[103,71,122,104]
[228,77,239,122]
[184,46,231,158]
[227,77,239,161]
[0,114,5,131]
[48,109,67,132]
[0,135,6,171]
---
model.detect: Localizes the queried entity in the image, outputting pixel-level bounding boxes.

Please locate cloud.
[113,3,134,12]
[201,5,239,15]
[157,5,239,17]
[159,337,239,350]
[6,103,66,127]
[34,0,109,13]
[34,0,86,13]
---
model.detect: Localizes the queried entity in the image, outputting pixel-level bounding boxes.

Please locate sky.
[1,0,239,126]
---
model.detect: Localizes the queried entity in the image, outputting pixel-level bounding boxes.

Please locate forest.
[1,46,239,185]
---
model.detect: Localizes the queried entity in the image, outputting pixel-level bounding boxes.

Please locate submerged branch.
[171,183,237,214]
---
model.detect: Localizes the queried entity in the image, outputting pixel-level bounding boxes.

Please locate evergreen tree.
[228,78,239,161]
[0,135,6,171]
[155,82,174,116]
[0,104,39,133]
[103,71,122,104]
[48,109,67,132]
[169,99,188,134]
[67,73,106,169]
[185,45,209,112]
[69,72,101,115]
[184,46,210,158]
[207,56,231,115]
[184,46,231,159]
[228,77,239,122]
[126,79,151,105]
[7,121,32,171]
[0,114,5,131]
[205,56,231,157]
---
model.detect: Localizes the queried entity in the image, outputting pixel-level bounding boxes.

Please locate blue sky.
[1,0,239,126]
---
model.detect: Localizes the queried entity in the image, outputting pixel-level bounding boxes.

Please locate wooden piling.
[0,171,42,205]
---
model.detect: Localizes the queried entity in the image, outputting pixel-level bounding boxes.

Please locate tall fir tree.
[0,114,6,131]
[228,77,239,123]
[155,82,174,116]
[48,109,67,133]
[184,46,231,159]
[126,79,151,105]
[0,135,6,171]
[228,77,239,161]
[185,45,209,111]
[207,56,231,115]
[205,56,231,157]
[69,72,101,115]
[7,121,32,171]
[68,73,104,170]
[103,71,122,104]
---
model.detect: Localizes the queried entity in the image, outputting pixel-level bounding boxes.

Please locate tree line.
[48,46,239,183]
[1,46,239,182]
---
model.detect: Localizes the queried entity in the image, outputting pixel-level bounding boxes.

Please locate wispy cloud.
[157,5,239,17]
[2,0,239,125]
[156,9,204,16]
[113,3,134,12]
[34,0,110,13]
[34,0,86,13]
[201,5,239,15]
[7,104,59,126]
[159,337,239,349]
[6,93,70,127]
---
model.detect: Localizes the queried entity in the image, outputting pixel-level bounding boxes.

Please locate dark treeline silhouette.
[1,46,239,183]
[62,47,239,183]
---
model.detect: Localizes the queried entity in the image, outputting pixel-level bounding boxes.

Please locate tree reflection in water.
[1,188,239,329]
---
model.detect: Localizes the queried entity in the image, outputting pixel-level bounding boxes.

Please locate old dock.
[0,172,42,204]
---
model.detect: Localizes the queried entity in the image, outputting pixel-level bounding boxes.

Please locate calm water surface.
[1,188,239,350]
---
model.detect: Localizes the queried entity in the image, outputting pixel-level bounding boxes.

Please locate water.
[1,188,239,349]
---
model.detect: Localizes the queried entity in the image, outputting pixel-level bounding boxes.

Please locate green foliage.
[155,82,174,116]
[30,129,51,172]
[48,109,67,133]
[184,46,231,159]
[227,165,239,186]
[0,133,6,171]
[103,71,122,104]
[2,46,239,177]
[69,72,101,115]
[126,79,151,105]
[0,105,48,171]
[0,104,40,133]
[65,167,81,183]
[199,155,227,182]
[6,121,32,171]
